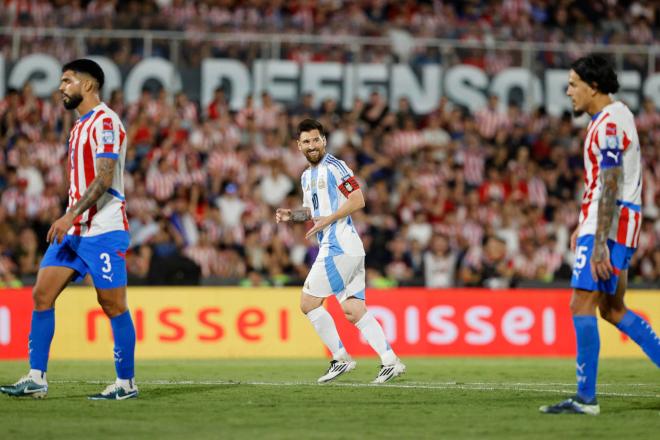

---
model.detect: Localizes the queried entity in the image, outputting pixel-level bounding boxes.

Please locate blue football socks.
[573,316,600,402]
[28,309,56,372]
[110,311,136,380]
[616,310,660,368]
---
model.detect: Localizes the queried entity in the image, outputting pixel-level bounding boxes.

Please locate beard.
[304,149,323,164]
[62,93,83,110]
[572,109,584,117]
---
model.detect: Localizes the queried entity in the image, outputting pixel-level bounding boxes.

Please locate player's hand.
[47,212,75,244]
[305,216,331,240]
[590,242,613,281]
[275,208,291,223]
[570,226,580,252]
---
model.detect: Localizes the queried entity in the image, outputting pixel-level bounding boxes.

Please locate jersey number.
[100,253,112,273]
[575,246,589,269]
[312,193,319,210]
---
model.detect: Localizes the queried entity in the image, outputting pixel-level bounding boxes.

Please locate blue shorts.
[40,231,129,289]
[570,234,635,295]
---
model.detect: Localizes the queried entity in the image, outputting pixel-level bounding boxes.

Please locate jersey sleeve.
[596,120,623,170]
[327,158,360,198]
[301,171,311,208]
[93,116,123,160]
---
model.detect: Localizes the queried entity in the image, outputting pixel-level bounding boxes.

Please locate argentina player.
[276,119,405,384]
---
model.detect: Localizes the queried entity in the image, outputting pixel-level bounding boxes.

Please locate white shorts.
[303,255,366,303]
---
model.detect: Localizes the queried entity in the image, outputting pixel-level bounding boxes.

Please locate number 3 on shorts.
[575,245,588,269]
[100,252,112,273]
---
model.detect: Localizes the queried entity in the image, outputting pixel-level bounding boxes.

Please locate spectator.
[460,235,514,288]
[259,160,294,207]
[424,234,457,288]
[215,183,246,228]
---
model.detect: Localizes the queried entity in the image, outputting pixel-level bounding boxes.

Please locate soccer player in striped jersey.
[0,59,137,400]
[276,119,405,384]
[540,55,660,415]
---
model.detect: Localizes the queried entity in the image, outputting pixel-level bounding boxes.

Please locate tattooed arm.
[47,157,116,243]
[590,166,621,281]
[275,207,312,223]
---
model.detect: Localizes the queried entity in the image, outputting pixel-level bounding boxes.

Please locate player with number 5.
[540,55,660,415]
[1,59,137,400]
[276,119,405,384]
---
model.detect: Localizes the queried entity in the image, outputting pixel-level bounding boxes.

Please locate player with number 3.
[1,59,137,400]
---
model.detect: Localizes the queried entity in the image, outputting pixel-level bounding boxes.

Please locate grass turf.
[0,358,658,439]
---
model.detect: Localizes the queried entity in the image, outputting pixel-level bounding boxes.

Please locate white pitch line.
[49,380,660,398]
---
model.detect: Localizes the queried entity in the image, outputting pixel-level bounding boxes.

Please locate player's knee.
[599,303,626,325]
[97,297,127,318]
[598,303,613,322]
[342,302,366,324]
[300,300,317,315]
[300,303,311,315]
[32,286,53,310]
[568,296,582,315]
[344,310,358,324]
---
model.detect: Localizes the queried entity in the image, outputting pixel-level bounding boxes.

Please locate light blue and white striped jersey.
[301,154,365,258]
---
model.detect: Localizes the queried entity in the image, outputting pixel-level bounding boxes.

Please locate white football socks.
[28,369,47,383]
[355,312,397,366]
[306,306,348,360]
[116,378,136,390]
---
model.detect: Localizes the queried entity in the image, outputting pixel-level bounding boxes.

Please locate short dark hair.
[571,54,619,94]
[62,59,104,90]
[297,118,325,138]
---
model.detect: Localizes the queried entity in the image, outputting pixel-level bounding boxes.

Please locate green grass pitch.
[0,358,658,439]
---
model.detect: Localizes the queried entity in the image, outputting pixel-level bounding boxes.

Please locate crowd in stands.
[0,0,658,288]
[1,1,658,71]
[1,78,659,288]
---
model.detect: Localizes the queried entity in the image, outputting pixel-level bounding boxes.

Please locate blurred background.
[0,0,658,292]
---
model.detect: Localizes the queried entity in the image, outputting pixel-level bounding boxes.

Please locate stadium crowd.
[0,1,658,288]
[0,77,659,288]
[1,1,658,71]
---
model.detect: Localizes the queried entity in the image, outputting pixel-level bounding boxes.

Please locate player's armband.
[338,176,360,197]
[601,123,621,169]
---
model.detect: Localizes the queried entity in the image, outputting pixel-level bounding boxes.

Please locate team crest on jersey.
[318,178,326,189]
[605,122,616,136]
[102,130,115,144]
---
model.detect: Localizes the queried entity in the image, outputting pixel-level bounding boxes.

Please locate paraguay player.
[540,55,660,415]
[276,119,405,384]
[0,59,137,400]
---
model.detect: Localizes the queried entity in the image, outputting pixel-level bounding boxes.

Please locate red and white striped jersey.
[67,102,129,237]
[578,101,642,248]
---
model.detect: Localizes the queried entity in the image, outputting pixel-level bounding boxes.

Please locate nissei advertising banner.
[0,287,325,359]
[326,288,660,358]
[0,289,33,359]
[1,287,659,359]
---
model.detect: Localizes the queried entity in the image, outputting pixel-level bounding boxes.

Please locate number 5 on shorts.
[575,246,588,269]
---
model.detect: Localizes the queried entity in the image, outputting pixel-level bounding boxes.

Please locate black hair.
[571,54,619,94]
[297,118,325,139]
[62,59,104,90]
